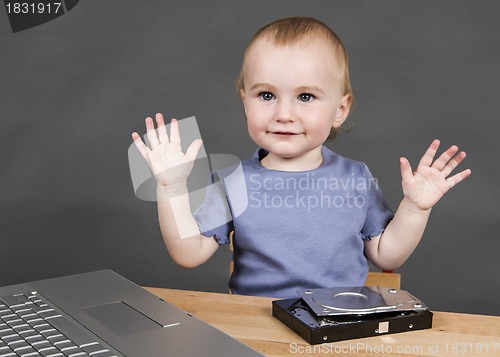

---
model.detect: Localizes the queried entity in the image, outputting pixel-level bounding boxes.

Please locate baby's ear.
[333,94,352,128]
[240,89,248,115]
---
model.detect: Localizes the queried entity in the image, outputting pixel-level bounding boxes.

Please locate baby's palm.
[400,140,471,211]
[132,114,202,187]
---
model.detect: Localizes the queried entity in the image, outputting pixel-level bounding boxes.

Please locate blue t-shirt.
[193,146,394,298]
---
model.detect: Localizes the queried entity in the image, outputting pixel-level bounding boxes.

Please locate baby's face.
[240,37,351,162]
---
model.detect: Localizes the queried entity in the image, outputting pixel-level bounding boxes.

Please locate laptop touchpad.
[85,301,172,335]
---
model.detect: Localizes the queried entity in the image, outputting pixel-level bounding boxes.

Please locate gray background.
[1,0,498,316]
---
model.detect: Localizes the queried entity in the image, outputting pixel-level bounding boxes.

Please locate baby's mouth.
[271,131,299,136]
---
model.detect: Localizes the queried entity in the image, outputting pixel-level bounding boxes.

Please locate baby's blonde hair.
[237,16,353,140]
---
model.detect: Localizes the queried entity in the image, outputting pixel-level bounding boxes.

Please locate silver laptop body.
[0,270,262,356]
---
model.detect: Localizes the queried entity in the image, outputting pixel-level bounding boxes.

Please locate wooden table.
[145,287,500,356]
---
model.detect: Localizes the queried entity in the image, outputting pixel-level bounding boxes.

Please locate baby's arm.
[132,114,219,268]
[364,140,471,270]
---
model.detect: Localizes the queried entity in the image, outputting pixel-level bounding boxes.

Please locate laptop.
[0,270,263,356]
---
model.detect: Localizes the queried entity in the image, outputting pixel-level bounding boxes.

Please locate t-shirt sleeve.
[360,163,394,240]
[192,172,233,245]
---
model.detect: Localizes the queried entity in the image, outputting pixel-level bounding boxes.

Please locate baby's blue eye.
[259,92,275,101]
[299,93,314,102]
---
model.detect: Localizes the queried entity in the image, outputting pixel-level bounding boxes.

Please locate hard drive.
[272,286,433,345]
[296,286,428,316]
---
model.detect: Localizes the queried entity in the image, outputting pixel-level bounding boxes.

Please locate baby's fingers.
[155,113,169,144]
[132,132,150,159]
[185,139,203,162]
[169,118,181,146]
[445,168,472,189]
[441,151,466,177]
[418,139,440,167]
[400,157,414,182]
[145,117,160,148]
[431,145,459,171]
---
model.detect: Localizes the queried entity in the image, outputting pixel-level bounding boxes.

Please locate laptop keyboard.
[0,292,118,357]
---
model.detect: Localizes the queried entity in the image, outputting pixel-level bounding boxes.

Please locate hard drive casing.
[272,298,433,345]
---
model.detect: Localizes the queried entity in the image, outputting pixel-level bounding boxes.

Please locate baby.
[132,17,471,298]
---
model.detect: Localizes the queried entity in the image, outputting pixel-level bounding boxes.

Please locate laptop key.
[31,340,52,350]
[46,334,64,342]
[37,346,58,355]
[27,318,44,327]
[0,310,11,319]
[20,352,41,357]
[88,352,115,357]
[81,343,108,356]
[38,329,58,337]
[11,340,30,349]
[0,296,25,309]
[0,329,14,338]
[45,317,96,348]
[48,336,69,345]
[53,341,75,350]
[33,324,51,332]
[2,335,22,345]
[0,346,11,354]
[13,295,32,306]
[13,345,36,355]
[0,315,17,322]
[21,331,41,339]
[59,345,80,355]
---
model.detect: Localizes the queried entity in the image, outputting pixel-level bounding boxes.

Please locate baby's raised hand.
[132,114,203,188]
[400,139,471,211]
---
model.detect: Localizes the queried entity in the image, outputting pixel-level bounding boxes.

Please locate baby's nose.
[274,100,295,123]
